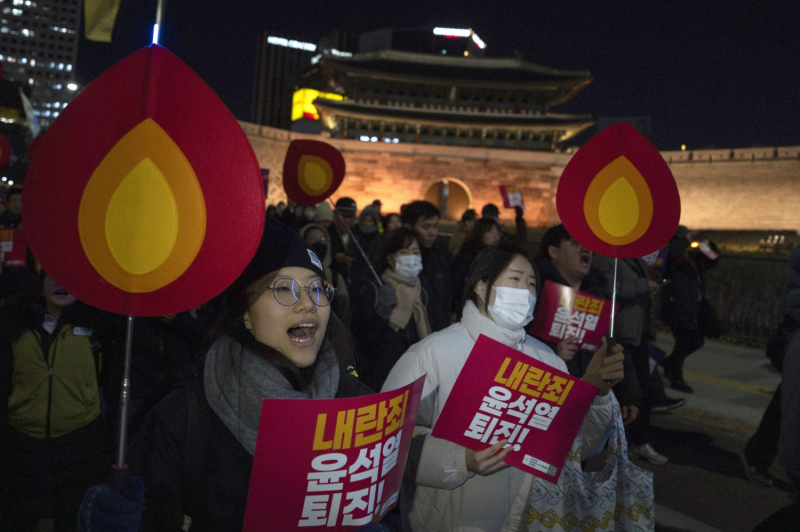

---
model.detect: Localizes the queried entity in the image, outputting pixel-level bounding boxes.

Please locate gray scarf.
[204,335,340,455]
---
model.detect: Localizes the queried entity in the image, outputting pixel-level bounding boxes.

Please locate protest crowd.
[1,183,798,531]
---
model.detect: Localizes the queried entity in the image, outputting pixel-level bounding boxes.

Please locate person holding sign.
[382,245,625,532]
[535,224,651,425]
[80,218,374,531]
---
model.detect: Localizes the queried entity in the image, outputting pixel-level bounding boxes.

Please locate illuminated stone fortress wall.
[243,122,800,233]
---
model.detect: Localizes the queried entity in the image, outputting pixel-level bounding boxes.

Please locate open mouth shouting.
[287,321,319,347]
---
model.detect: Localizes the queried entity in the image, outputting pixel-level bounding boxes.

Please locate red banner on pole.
[243,377,425,531]
[0,228,26,267]
[529,280,615,353]
[430,335,597,484]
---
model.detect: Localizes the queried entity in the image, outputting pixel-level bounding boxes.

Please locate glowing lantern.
[283,139,345,206]
[0,134,11,166]
[557,122,681,258]
[23,45,265,316]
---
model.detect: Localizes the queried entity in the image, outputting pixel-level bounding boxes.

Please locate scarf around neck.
[204,335,340,455]
[461,300,527,350]
[382,269,431,339]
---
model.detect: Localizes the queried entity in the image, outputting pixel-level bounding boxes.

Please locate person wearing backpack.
[0,267,107,532]
[77,217,375,532]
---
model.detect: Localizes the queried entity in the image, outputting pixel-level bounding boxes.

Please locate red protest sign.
[499,185,525,210]
[243,377,425,531]
[0,228,26,267]
[529,280,614,353]
[431,335,597,484]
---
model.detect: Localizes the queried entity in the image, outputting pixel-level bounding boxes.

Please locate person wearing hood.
[382,245,624,531]
[78,218,373,532]
[352,227,431,391]
[300,222,351,329]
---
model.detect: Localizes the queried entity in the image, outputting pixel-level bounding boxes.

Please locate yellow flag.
[84,0,121,42]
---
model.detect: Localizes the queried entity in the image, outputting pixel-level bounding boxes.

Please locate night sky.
[76,0,800,151]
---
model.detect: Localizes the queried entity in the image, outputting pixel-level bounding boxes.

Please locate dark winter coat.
[660,259,704,331]
[352,281,428,391]
[129,356,372,532]
[420,246,453,332]
[533,259,643,409]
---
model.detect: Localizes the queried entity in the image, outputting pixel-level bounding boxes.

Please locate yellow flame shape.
[78,119,206,293]
[583,156,653,246]
[298,155,333,196]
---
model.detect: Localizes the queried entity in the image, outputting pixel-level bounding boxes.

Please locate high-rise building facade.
[0,0,80,129]
[250,30,317,131]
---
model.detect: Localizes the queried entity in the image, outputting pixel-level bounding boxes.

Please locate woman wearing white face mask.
[382,245,627,532]
[352,227,431,391]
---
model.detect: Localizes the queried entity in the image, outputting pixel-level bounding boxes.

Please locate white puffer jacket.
[382,301,615,532]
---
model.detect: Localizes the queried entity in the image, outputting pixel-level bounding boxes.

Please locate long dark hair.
[459,244,533,318]
[206,272,353,391]
[460,218,501,257]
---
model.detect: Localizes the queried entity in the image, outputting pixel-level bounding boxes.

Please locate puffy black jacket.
[129,357,373,532]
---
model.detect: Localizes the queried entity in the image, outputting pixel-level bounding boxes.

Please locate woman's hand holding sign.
[466,439,513,476]
[581,337,624,395]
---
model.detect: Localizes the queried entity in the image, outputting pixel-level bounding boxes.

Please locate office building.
[0,0,81,129]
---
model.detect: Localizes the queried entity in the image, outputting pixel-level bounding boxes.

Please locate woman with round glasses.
[79,217,374,531]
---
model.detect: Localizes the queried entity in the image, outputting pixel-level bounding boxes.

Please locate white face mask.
[487,286,536,331]
[393,255,423,279]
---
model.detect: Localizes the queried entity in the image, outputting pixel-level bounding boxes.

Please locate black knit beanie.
[239,217,327,287]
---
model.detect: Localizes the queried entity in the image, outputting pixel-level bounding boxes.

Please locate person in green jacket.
[0,267,107,532]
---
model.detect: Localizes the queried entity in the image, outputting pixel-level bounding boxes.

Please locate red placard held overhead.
[499,185,525,210]
[556,122,681,258]
[22,45,265,316]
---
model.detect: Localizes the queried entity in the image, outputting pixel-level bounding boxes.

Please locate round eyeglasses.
[250,278,335,307]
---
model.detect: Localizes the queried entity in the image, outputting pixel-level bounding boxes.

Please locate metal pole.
[155,0,164,26]
[152,0,165,44]
[328,199,383,286]
[115,315,134,468]
[609,257,618,340]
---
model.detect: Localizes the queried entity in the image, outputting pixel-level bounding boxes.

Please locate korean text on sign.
[243,376,425,532]
[530,280,613,353]
[431,335,599,484]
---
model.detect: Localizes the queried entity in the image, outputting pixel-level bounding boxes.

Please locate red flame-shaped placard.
[23,45,265,316]
[283,139,345,206]
[556,122,681,258]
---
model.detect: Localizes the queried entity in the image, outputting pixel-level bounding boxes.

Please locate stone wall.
[242,122,800,232]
